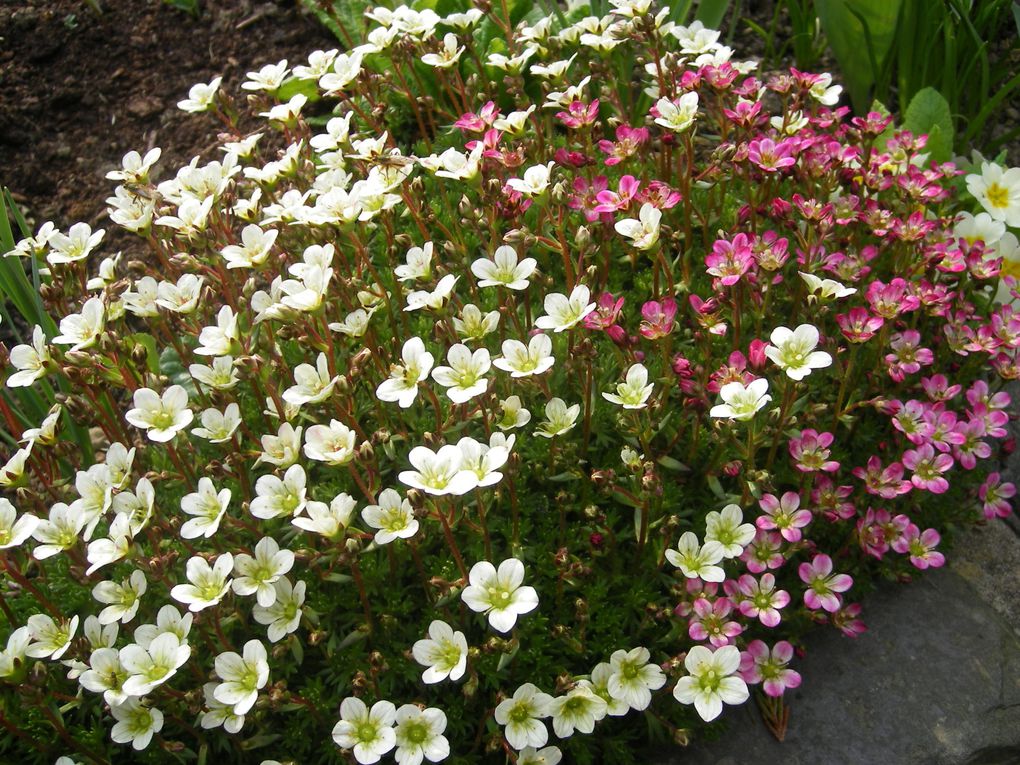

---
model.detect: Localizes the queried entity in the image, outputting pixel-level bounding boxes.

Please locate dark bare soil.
[0,0,336,229]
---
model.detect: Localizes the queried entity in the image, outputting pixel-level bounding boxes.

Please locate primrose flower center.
[357,722,381,744]
[697,668,721,693]
[509,704,532,723]
[151,410,176,430]
[199,582,224,601]
[280,491,300,513]
[985,183,1009,209]
[487,586,512,607]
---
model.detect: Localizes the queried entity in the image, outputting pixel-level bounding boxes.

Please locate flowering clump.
[0,3,1016,763]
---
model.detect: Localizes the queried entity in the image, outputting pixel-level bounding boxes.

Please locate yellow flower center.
[986,183,1009,210]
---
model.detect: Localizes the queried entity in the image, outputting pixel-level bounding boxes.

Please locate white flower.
[602,363,654,409]
[109,478,153,532]
[293,493,357,539]
[0,498,38,550]
[654,92,699,133]
[31,501,87,560]
[106,147,161,183]
[155,196,215,238]
[304,419,358,465]
[548,685,607,738]
[493,106,536,135]
[456,436,509,487]
[606,647,666,711]
[330,308,372,337]
[615,202,662,250]
[0,446,31,490]
[809,72,842,105]
[0,626,30,679]
[517,746,563,765]
[430,145,483,181]
[704,504,755,558]
[332,697,397,764]
[251,464,307,519]
[319,51,364,94]
[252,578,306,643]
[588,665,629,716]
[664,532,726,582]
[362,488,419,545]
[201,681,246,734]
[120,632,191,696]
[170,553,234,612]
[535,285,596,332]
[966,162,1020,227]
[256,423,303,468]
[26,614,79,659]
[232,537,295,607]
[535,398,580,438]
[798,271,856,301]
[412,619,468,684]
[672,645,749,721]
[21,404,62,446]
[461,558,539,633]
[471,245,537,290]
[155,273,204,314]
[431,343,491,403]
[85,516,130,574]
[191,403,241,443]
[133,605,193,649]
[498,395,532,430]
[764,324,832,381]
[180,478,231,539]
[283,353,338,406]
[7,325,51,388]
[709,378,771,421]
[405,274,459,312]
[93,570,148,625]
[494,683,553,750]
[453,303,500,340]
[376,337,434,408]
[177,76,222,112]
[53,297,105,351]
[398,445,479,496]
[507,162,555,197]
[125,385,193,442]
[47,222,104,265]
[110,698,163,750]
[195,306,239,357]
[493,334,555,378]
[79,647,130,706]
[395,242,434,282]
[243,60,289,91]
[422,33,464,68]
[261,94,308,124]
[393,704,450,765]
[214,639,270,715]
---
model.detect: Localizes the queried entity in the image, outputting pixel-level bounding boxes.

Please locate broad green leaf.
[694,0,730,30]
[815,0,904,112]
[902,87,954,163]
[276,77,321,104]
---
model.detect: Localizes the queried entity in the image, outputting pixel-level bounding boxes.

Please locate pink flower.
[979,472,1016,519]
[966,380,1011,411]
[952,419,991,469]
[593,175,641,213]
[757,492,812,542]
[884,330,933,382]
[556,99,599,129]
[705,234,755,286]
[747,137,798,173]
[891,400,935,445]
[852,456,912,499]
[734,573,790,627]
[751,231,789,271]
[638,298,677,340]
[925,410,966,453]
[582,292,624,332]
[798,554,853,613]
[598,124,649,165]
[921,374,962,403]
[739,640,802,697]
[892,525,945,570]
[740,530,785,574]
[639,181,683,209]
[856,508,909,559]
[811,476,856,521]
[454,101,499,132]
[901,443,953,493]
[568,176,610,223]
[836,306,885,343]
[688,597,743,647]
[866,278,921,319]
[788,429,839,472]
[831,602,867,638]
[968,403,1009,439]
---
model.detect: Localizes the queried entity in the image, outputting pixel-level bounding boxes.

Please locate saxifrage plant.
[1,1,1019,763]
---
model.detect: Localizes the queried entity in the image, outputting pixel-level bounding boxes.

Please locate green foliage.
[901,87,954,164]
[163,0,201,18]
